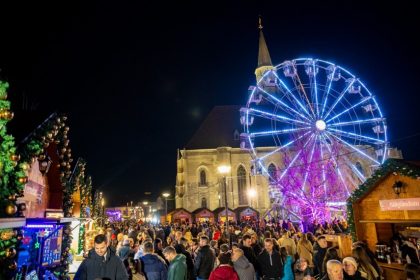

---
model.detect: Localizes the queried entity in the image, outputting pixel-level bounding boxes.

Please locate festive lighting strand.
[323,78,355,120]
[301,135,318,191]
[248,108,310,126]
[351,163,366,182]
[292,63,316,118]
[326,131,380,165]
[250,127,311,137]
[258,131,312,160]
[326,96,374,123]
[257,85,312,122]
[279,134,315,180]
[321,134,350,196]
[319,138,327,196]
[272,71,312,118]
[328,127,385,144]
[321,66,335,117]
[328,117,385,127]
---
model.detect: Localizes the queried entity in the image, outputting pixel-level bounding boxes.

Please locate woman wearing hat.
[343,257,366,280]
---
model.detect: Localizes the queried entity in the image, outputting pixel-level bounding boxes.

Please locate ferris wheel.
[240,58,388,219]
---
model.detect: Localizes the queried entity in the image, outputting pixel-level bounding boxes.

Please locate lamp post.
[162,192,170,222]
[218,165,231,239]
[247,188,257,208]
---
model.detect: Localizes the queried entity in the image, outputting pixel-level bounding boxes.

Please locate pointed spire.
[257,16,272,68]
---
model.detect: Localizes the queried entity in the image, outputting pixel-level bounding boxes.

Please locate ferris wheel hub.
[315,120,327,131]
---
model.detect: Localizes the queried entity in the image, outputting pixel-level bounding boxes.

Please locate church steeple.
[255,16,275,83]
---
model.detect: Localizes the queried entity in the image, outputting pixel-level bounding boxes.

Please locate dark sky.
[1,1,419,206]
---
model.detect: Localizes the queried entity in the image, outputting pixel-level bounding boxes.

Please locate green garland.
[346,159,420,240]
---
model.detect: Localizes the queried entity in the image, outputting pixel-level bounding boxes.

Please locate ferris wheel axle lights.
[315,120,326,131]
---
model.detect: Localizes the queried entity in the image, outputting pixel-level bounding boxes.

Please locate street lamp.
[247,188,257,208]
[162,192,170,222]
[218,164,231,239]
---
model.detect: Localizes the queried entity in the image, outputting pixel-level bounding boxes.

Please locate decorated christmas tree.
[0,80,27,216]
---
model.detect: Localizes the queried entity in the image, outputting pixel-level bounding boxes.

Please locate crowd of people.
[73,219,420,280]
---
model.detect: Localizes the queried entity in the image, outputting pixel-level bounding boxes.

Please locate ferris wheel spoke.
[279,134,315,180]
[319,138,327,196]
[259,131,312,161]
[328,117,385,127]
[291,65,316,118]
[323,79,355,120]
[311,60,320,117]
[320,134,351,196]
[272,72,313,119]
[326,96,374,124]
[327,127,385,145]
[250,127,311,138]
[320,67,335,117]
[326,131,380,165]
[248,108,311,126]
[257,86,312,122]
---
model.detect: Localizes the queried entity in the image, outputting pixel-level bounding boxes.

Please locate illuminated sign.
[379,198,420,211]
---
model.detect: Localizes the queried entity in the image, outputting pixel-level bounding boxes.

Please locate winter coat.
[233,255,256,280]
[281,255,293,280]
[175,243,195,280]
[194,245,216,279]
[74,247,129,280]
[118,245,131,260]
[209,265,239,280]
[140,253,168,280]
[294,267,314,280]
[257,250,283,279]
[168,254,188,280]
[313,244,327,276]
[344,270,367,280]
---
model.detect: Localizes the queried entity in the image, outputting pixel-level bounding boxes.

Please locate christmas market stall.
[348,159,420,280]
[213,207,236,223]
[193,207,214,223]
[167,208,192,224]
[234,206,259,222]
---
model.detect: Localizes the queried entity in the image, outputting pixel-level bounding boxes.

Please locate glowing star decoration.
[242,58,388,222]
[34,241,40,249]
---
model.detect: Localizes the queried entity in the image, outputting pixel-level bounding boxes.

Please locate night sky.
[1,1,419,206]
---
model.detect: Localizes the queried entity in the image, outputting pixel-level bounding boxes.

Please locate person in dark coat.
[257,238,283,279]
[313,235,329,277]
[75,234,128,280]
[195,235,216,280]
[140,241,168,280]
[176,237,196,280]
[240,234,259,275]
[232,248,256,280]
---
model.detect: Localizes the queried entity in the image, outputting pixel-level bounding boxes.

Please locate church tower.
[254,17,276,84]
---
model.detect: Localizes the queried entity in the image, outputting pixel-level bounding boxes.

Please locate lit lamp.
[247,188,257,208]
[38,156,52,175]
[218,164,231,239]
[162,192,170,223]
[393,181,403,196]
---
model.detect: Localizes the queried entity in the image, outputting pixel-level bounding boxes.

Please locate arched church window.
[199,169,207,186]
[237,165,247,205]
[201,197,207,208]
[268,163,277,184]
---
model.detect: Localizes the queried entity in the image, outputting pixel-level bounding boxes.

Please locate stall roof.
[192,207,213,214]
[213,207,234,215]
[168,208,192,215]
[348,159,420,203]
[234,206,259,213]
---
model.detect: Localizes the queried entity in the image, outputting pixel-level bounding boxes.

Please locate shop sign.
[379,198,420,211]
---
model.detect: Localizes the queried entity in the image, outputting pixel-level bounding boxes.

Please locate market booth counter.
[213,207,236,223]
[193,208,214,223]
[349,159,420,280]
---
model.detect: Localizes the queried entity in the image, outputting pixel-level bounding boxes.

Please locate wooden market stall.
[349,159,420,280]
[168,208,192,224]
[213,207,236,223]
[193,207,214,223]
[235,206,259,222]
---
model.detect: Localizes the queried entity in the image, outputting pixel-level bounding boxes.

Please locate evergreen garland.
[346,159,420,240]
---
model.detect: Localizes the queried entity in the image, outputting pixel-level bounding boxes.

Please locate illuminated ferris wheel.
[240,58,388,219]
